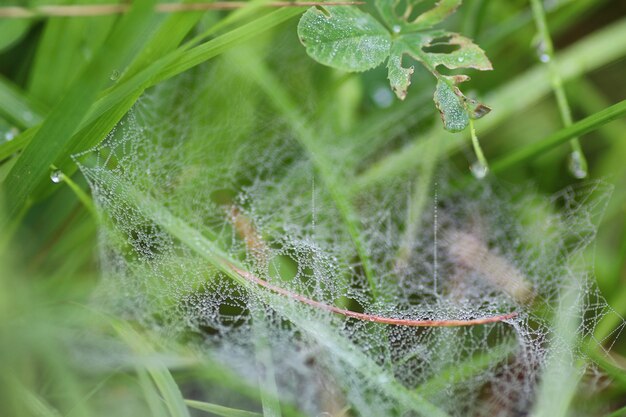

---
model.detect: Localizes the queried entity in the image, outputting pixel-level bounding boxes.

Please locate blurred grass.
[1,0,626,416]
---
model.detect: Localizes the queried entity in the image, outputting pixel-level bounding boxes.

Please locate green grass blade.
[0,18,31,52]
[531,287,583,417]
[252,314,282,417]
[185,399,262,417]
[0,0,157,226]
[605,404,626,417]
[0,74,46,128]
[137,369,170,417]
[113,321,192,417]
[415,338,518,397]
[27,6,118,107]
[0,8,303,166]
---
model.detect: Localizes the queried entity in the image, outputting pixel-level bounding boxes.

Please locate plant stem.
[50,167,98,220]
[468,118,489,176]
[0,2,364,18]
[231,263,518,327]
[530,0,588,178]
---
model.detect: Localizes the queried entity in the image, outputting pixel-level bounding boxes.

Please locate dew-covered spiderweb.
[74,60,624,417]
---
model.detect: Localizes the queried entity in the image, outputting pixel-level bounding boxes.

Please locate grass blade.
[113,321,192,417]
[186,399,262,417]
[0,75,45,128]
[0,0,157,226]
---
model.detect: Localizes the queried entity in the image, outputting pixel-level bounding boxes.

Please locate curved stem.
[469,118,489,171]
[231,263,517,327]
[0,2,364,18]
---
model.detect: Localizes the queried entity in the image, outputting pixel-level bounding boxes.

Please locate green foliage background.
[1,0,626,416]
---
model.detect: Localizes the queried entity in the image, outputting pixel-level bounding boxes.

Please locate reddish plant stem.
[0,2,364,18]
[230,263,518,327]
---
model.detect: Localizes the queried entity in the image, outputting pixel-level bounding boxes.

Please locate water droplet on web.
[371,86,394,108]
[539,53,550,63]
[392,25,401,34]
[50,170,63,183]
[568,150,588,179]
[110,69,120,81]
[470,161,489,179]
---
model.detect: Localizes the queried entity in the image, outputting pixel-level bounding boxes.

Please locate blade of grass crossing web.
[113,321,191,417]
[0,0,157,228]
[185,399,262,417]
[17,385,62,417]
[414,338,518,397]
[137,368,170,417]
[531,286,583,417]
[253,314,282,417]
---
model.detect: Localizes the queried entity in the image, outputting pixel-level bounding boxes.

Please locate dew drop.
[535,40,550,63]
[458,56,465,63]
[470,161,489,179]
[568,150,588,179]
[371,86,394,108]
[392,25,401,34]
[50,170,63,183]
[110,69,120,81]
[4,127,18,142]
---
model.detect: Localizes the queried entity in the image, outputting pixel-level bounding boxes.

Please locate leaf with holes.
[399,31,492,131]
[375,0,462,32]
[297,3,492,132]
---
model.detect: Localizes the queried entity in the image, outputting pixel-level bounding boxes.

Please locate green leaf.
[417,32,492,71]
[433,79,468,132]
[386,44,414,100]
[398,31,492,129]
[0,19,32,53]
[297,6,391,72]
[375,0,462,31]
[297,4,491,132]
[409,0,462,31]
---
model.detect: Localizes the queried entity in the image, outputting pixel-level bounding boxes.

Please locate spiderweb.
[74,60,623,417]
